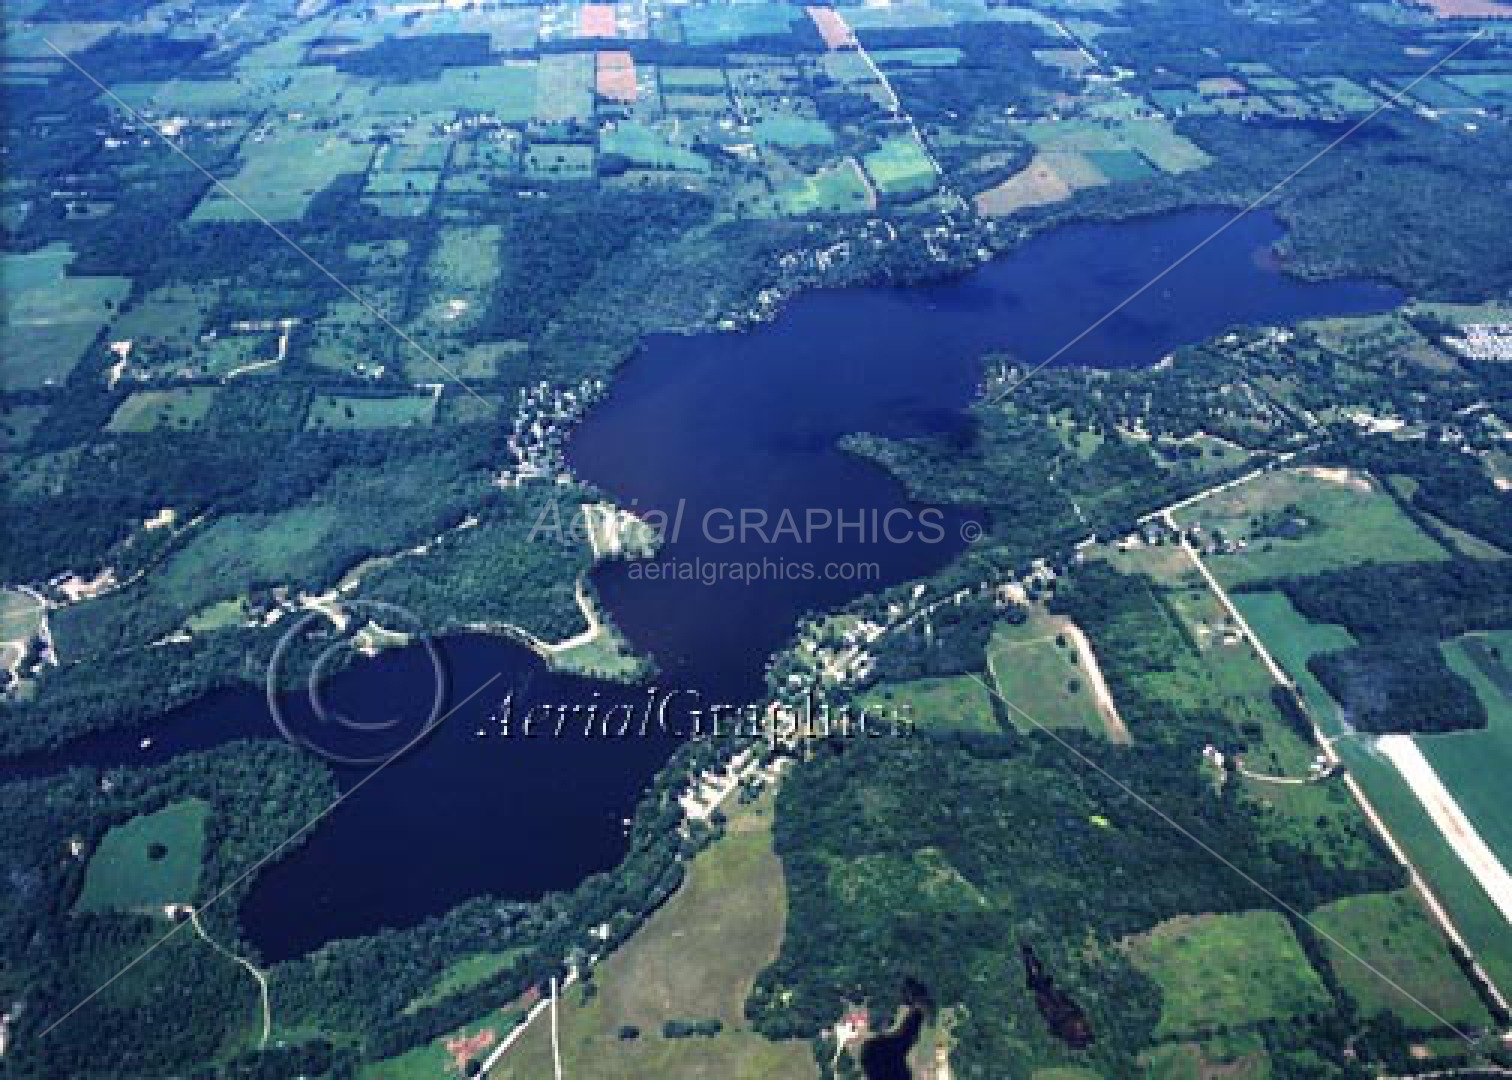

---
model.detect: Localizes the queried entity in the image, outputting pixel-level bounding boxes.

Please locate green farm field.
[863,135,938,197]
[1237,595,1512,999]
[860,672,999,733]
[191,130,372,222]
[1159,581,1317,774]
[0,587,44,642]
[1340,742,1512,999]
[601,121,709,172]
[50,506,348,659]
[403,949,529,1016]
[986,615,1106,737]
[306,393,439,431]
[490,789,816,1080]
[1124,911,1330,1039]
[828,845,988,915]
[365,1012,523,1080]
[1232,591,1356,730]
[76,799,210,913]
[1177,469,1448,586]
[1419,631,1512,893]
[1,243,131,388]
[1137,1033,1270,1080]
[772,159,874,216]
[1309,889,1491,1030]
[108,387,219,433]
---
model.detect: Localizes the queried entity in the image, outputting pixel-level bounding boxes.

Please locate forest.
[754,727,1404,1078]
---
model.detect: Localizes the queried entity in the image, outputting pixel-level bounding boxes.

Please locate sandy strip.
[1061,621,1131,744]
[1378,734,1512,927]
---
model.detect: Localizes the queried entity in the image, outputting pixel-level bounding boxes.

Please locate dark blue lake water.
[3,209,1399,961]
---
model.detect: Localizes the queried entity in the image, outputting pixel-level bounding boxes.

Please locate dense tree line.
[1263,559,1512,646]
[1310,641,1487,735]
[0,742,335,1078]
[753,728,1403,1077]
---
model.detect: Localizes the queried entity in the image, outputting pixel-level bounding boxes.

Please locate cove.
[1,208,1399,960]
[567,207,1399,690]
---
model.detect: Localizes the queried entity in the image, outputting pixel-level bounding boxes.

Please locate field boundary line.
[1167,497,1512,1020]
[963,667,1484,1046]
[43,40,493,408]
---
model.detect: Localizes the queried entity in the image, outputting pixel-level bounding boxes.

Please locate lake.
[2,208,1400,960]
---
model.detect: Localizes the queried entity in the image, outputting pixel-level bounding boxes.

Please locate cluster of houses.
[496,377,605,486]
[1445,322,1512,363]
[785,616,888,696]
[775,574,1041,716]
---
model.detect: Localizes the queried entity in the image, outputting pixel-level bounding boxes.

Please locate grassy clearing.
[1119,119,1211,172]
[549,621,649,682]
[828,846,988,914]
[863,135,937,197]
[1124,911,1330,1038]
[751,112,834,148]
[974,153,1085,216]
[365,170,441,196]
[663,89,731,113]
[859,673,999,733]
[1,243,131,388]
[873,46,964,68]
[192,129,372,222]
[413,225,501,347]
[1309,889,1490,1029]
[52,505,346,657]
[537,53,594,123]
[366,1013,523,1079]
[601,120,709,171]
[108,283,216,354]
[986,615,1105,736]
[1160,582,1316,773]
[404,949,529,1015]
[76,799,210,913]
[659,66,727,91]
[1241,775,1389,880]
[1175,468,1448,586]
[305,393,438,431]
[681,2,798,46]
[107,387,220,433]
[1019,114,1207,177]
[524,142,596,179]
[360,66,536,121]
[490,789,816,1080]
[0,587,44,642]
[1087,547,1313,760]
[0,401,46,449]
[773,158,873,216]
[1138,1032,1270,1080]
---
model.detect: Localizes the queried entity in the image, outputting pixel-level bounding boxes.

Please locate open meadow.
[76,798,210,913]
[1173,469,1448,586]
[488,788,816,1080]
[1123,911,1331,1040]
